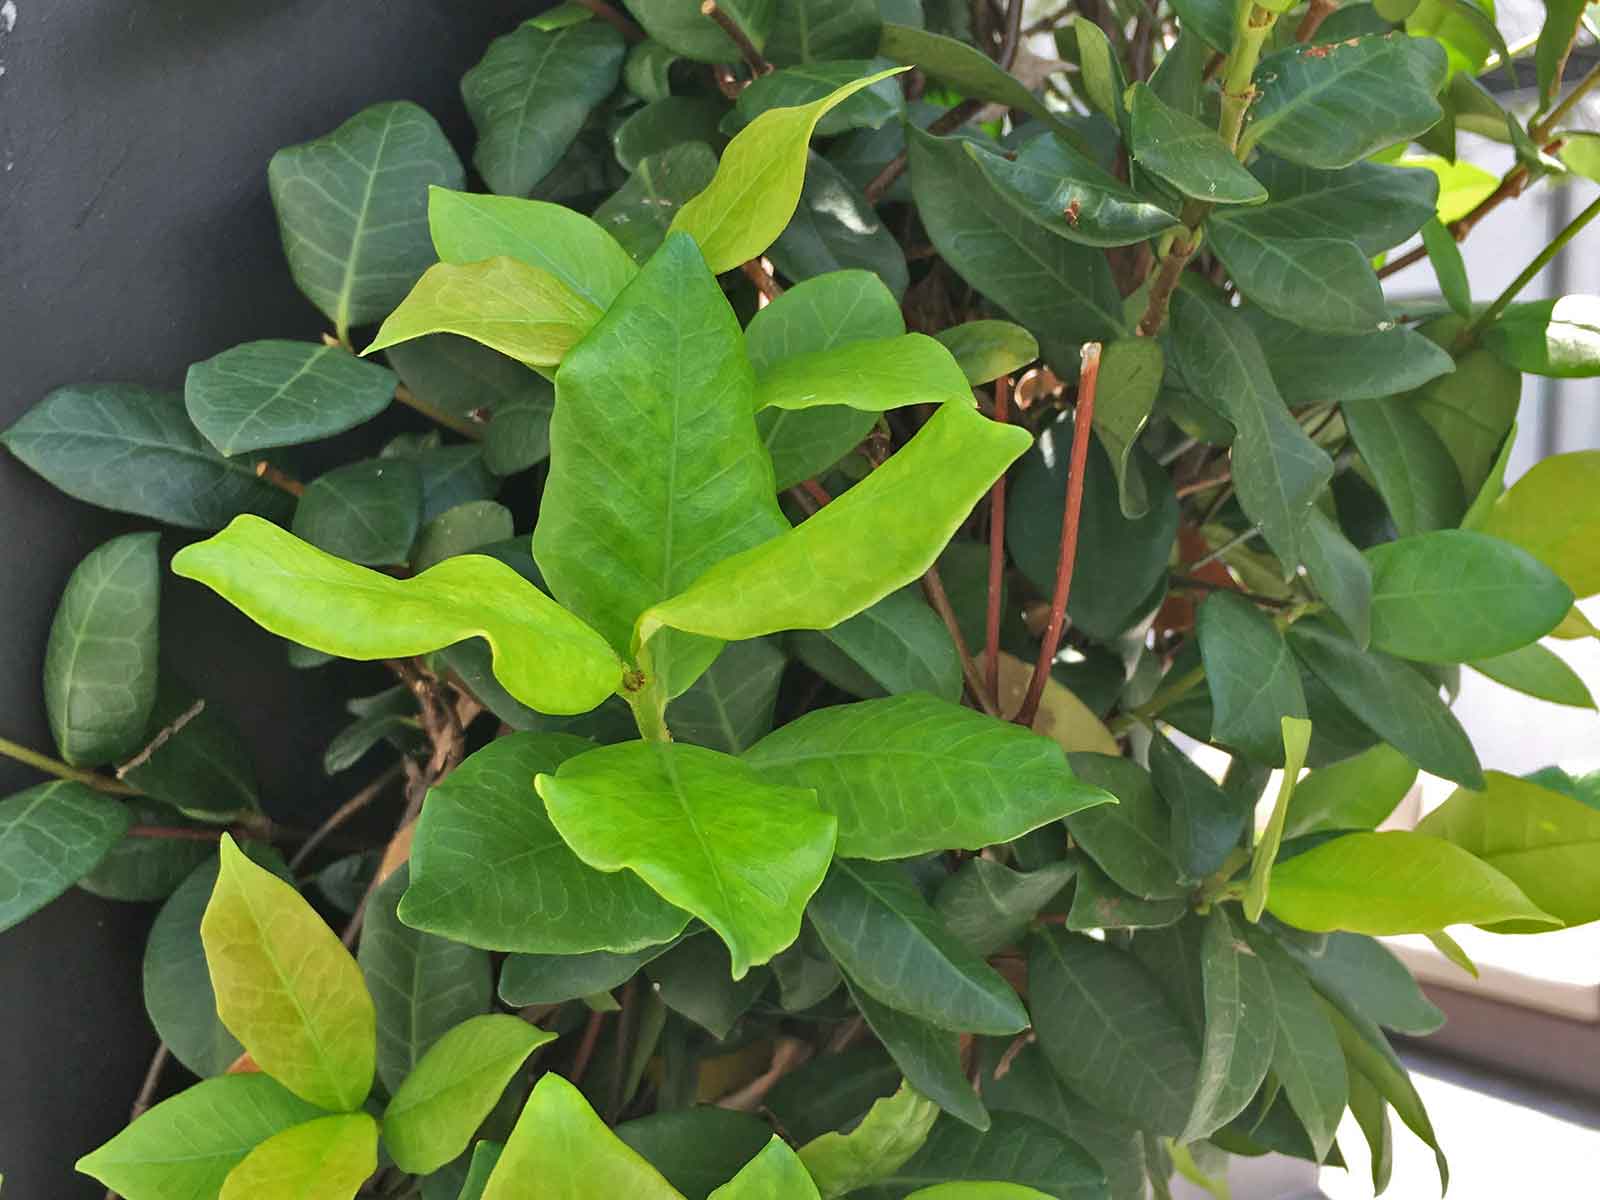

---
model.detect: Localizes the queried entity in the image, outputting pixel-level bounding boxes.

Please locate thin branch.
[1014,343,1101,729]
[739,257,783,301]
[863,98,985,204]
[0,734,141,796]
[984,376,1012,706]
[570,1008,609,1085]
[394,384,486,441]
[116,699,205,779]
[922,566,1003,718]
[998,0,1026,69]
[253,460,305,497]
[701,0,772,75]
[108,1042,172,1197]
[1457,191,1600,349]
[288,764,405,872]
[575,0,646,41]
[1294,0,1338,42]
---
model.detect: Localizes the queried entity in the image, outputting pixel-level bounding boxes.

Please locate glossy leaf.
[934,322,1039,385]
[879,23,1074,139]
[1265,830,1557,934]
[1091,339,1164,519]
[815,587,963,704]
[1248,930,1346,1160]
[75,1075,324,1200]
[1205,221,1386,334]
[359,865,492,1093]
[846,980,990,1130]
[218,1113,378,1200]
[462,22,625,196]
[538,740,835,978]
[1480,450,1600,597]
[0,782,130,934]
[1282,931,1445,1036]
[1064,754,1181,900]
[713,1137,822,1200]
[1183,908,1276,1141]
[935,859,1074,956]
[44,532,160,766]
[202,834,376,1110]
[771,153,909,298]
[1197,592,1308,765]
[1249,35,1449,170]
[595,142,722,263]
[876,1112,1108,1199]
[1416,771,1600,931]
[291,457,421,566]
[384,1015,556,1174]
[768,0,880,62]
[1284,743,1417,839]
[1215,157,1438,256]
[1128,84,1266,205]
[1341,396,1466,536]
[625,0,776,62]
[0,384,294,529]
[1246,313,1455,407]
[746,693,1111,860]
[1148,732,1250,883]
[1470,643,1596,709]
[754,333,970,412]
[669,637,788,753]
[1365,530,1572,663]
[799,1083,940,1198]
[670,67,904,273]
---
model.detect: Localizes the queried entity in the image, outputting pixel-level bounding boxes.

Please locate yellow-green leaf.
[218,1114,378,1200]
[1245,716,1312,922]
[711,1137,821,1200]
[1480,450,1600,598]
[799,1082,939,1199]
[753,334,972,412]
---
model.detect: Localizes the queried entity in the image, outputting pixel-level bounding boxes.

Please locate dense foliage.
[3,0,1600,1196]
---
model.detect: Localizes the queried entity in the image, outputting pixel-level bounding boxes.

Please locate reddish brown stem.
[570,1008,609,1084]
[576,0,646,41]
[740,257,783,300]
[922,566,1002,718]
[800,477,832,509]
[701,0,772,74]
[254,461,305,497]
[288,764,404,871]
[1014,344,1101,728]
[984,377,1012,705]
[127,825,226,842]
[1294,0,1338,41]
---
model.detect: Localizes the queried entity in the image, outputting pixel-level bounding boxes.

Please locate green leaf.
[1067,855,1186,931]
[462,22,625,196]
[1284,743,1417,839]
[1070,17,1129,130]
[771,153,910,298]
[875,1112,1108,1200]
[1214,157,1439,256]
[76,1075,325,1200]
[1064,754,1180,900]
[879,23,1074,139]
[1265,829,1557,934]
[846,981,990,1130]
[365,258,603,369]
[817,587,963,704]
[1197,592,1308,766]
[745,694,1112,860]
[754,334,970,412]
[1281,930,1444,1035]
[118,682,259,821]
[1470,643,1596,709]
[1183,908,1277,1141]
[1244,312,1456,407]
[1246,930,1346,1161]
[1365,530,1572,662]
[670,67,904,272]
[638,399,1029,649]
[359,865,492,1094]
[535,233,788,690]
[1485,295,1600,378]
[808,859,1027,1034]
[624,0,776,62]
[907,128,1125,373]
[1559,131,1600,182]
[935,859,1075,956]
[499,937,683,1007]
[1406,318,1520,500]
[1204,221,1386,334]
[769,0,880,61]
[934,322,1039,386]
[80,799,210,902]
[767,1047,901,1143]
[1091,339,1164,519]
[268,102,462,341]
[427,188,638,311]
[1301,508,1375,651]
[1029,930,1199,1138]
[736,62,903,136]
[799,1083,940,1199]
[404,734,688,953]
[1341,397,1466,536]
[1128,83,1266,205]
[615,1109,775,1197]
[1420,217,1471,318]
[1169,289,1334,570]
[184,340,396,457]
[173,516,623,717]
[219,1113,378,1200]
[1249,35,1449,170]
[202,834,376,1110]
[1243,716,1313,923]
[971,133,1182,250]
[413,501,516,573]
[1168,0,1233,51]
[596,143,722,264]
[1148,733,1250,883]
[538,740,835,978]
[647,933,768,1036]
[616,97,729,173]
[44,532,161,766]
[906,1185,1059,1199]
[1481,450,1600,597]
[291,457,421,566]
[0,782,130,934]
[713,1138,822,1200]
[669,637,788,753]
[384,1015,556,1174]
[0,384,294,529]
[1416,770,1600,931]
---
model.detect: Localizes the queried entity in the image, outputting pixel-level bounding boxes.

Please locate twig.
[716,1037,813,1110]
[115,699,205,779]
[570,1008,609,1085]
[126,825,224,842]
[701,0,772,75]
[0,735,141,796]
[253,461,305,497]
[863,99,985,204]
[997,0,1026,69]
[740,257,783,301]
[984,377,1012,706]
[575,0,646,41]
[1014,343,1101,729]
[394,384,486,441]
[799,478,832,510]
[1457,191,1600,350]
[1294,0,1338,42]
[288,764,404,872]
[922,566,1003,718]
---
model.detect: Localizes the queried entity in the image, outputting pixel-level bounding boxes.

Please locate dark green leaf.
[736,62,903,136]
[1066,856,1186,931]
[767,1046,902,1143]
[1282,930,1445,1035]
[669,637,788,753]
[876,1112,1109,1200]
[772,927,844,1010]
[499,935,687,1006]
[615,97,728,172]
[646,935,768,1038]
[1148,732,1250,882]
[1342,397,1466,536]
[1197,592,1308,765]
[1214,156,1438,256]
[385,337,553,476]
[615,1109,774,1199]
[879,23,1075,139]
[291,457,421,566]
[79,799,212,902]
[121,683,259,821]
[818,588,962,704]
[1407,318,1520,498]
[1301,508,1375,650]
[1070,18,1129,131]
[1420,217,1471,318]
[624,0,776,62]
[1205,221,1386,334]
[1243,312,1456,407]
[1064,754,1182,899]
[1484,295,1600,378]
[0,782,130,934]
[1091,339,1164,519]
[934,859,1075,956]
[1167,0,1233,52]
[1470,643,1596,709]
[771,154,909,298]
[1246,930,1346,1161]
[413,501,516,573]
[1128,83,1266,206]
[595,142,721,264]
[1183,908,1276,1140]
[846,979,990,1130]
[799,1083,938,1200]
[934,322,1039,386]
[769,0,881,61]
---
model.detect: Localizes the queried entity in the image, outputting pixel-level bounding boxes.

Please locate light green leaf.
[745,693,1112,860]
[712,1137,822,1200]
[934,322,1039,385]
[365,257,603,369]
[538,740,836,978]
[428,188,638,310]
[1265,830,1558,934]
[670,67,904,272]
[481,1072,684,1200]
[1341,397,1466,536]
[638,398,1029,650]
[1170,289,1334,570]
[1092,339,1163,519]
[219,1113,378,1200]
[1284,743,1417,839]
[934,859,1075,956]
[1029,930,1199,1138]
[202,834,376,1110]
[879,23,1074,139]
[462,22,626,196]
[669,637,789,753]
[1129,83,1266,205]
[1559,131,1600,182]
[1205,221,1386,334]
[1071,17,1129,129]
[536,233,788,695]
[0,782,131,934]
[291,457,421,567]
[1469,643,1596,709]
[754,334,971,411]
[595,143,722,264]
[1420,217,1471,318]
[1183,907,1277,1141]
[359,865,492,1093]
[174,516,622,715]
[800,1083,940,1199]
[771,153,910,298]
[75,1075,324,1200]
[384,1015,556,1174]
[1064,754,1181,900]
[0,384,294,529]
[1247,930,1346,1162]
[268,101,464,341]
[404,734,689,953]
[532,2,597,29]
[807,859,1028,1035]
[1481,449,1600,597]
[1249,35,1449,169]
[44,532,160,766]
[1244,716,1313,923]
[625,0,776,62]
[1197,592,1308,766]
[1416,771,1600,931]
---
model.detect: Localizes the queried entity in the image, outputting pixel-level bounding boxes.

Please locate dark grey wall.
[0,2,542,1192]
